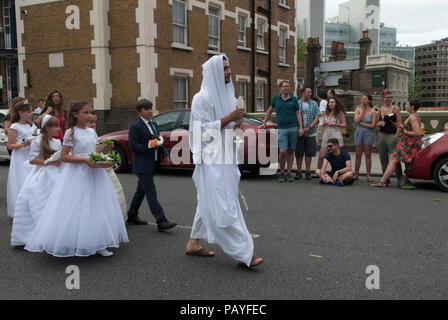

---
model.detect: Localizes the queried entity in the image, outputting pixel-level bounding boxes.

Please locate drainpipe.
[251,0,255,112]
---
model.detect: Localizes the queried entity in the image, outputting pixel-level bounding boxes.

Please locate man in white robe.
[185,55,263,268]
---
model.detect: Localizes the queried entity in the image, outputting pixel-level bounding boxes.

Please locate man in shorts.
[261,81,303,182]
[296,87,321,180]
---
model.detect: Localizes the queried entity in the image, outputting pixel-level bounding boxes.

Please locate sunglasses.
[327,145,334,149]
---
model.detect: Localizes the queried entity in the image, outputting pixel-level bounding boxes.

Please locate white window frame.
[237,14,247,48]
[257,21,265,50]
[237,81,248,111]
[172,0,188,45]
[208,6,221,51]
[256,83,264,111]
[174,77,188,109]
[279,27,287,63]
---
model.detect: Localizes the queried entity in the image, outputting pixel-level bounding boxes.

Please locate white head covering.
[199,54,237,121]
[41,114,52,129]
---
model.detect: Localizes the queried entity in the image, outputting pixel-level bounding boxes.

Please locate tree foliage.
[297,38,306,62]
[408,72,426,100]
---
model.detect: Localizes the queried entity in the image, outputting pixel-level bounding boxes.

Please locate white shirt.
[140,117,158,160]
[318,100,328,126]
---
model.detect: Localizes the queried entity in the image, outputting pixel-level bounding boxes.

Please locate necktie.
[148,120,158,135]
[148,120,158,161]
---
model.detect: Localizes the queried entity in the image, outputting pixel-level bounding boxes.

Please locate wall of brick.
[21,0,96,109]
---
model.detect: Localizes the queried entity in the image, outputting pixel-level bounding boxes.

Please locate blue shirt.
[270,94,300,129]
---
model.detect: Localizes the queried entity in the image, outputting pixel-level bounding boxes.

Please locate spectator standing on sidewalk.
[295,87,321,180]
[353,94,377,181]
[261,81,303,183]
[317,97,346,170]
[316,92,328,146]
[376,88,403,186]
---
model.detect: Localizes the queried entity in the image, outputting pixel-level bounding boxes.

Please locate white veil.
[199,54,237,121]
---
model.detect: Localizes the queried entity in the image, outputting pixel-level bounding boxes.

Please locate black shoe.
[126,217,148,225]
[157,221,177,232]
[294,171,302,180]
[305,172,312,180]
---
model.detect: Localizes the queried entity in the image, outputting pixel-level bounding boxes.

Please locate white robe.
[189,77,254,267]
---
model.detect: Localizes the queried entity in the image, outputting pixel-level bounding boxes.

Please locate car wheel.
[434,157,448,192]
[111,145,128,173]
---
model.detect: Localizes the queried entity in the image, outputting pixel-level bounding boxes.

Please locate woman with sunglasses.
[376,89,403,186]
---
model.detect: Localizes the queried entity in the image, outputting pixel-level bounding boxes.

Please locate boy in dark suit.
[127,99,177,232]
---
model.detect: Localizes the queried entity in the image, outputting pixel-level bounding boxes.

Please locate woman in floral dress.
[371,100,423,189]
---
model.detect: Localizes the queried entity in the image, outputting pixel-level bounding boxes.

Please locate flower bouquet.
[148,135,164,149]
[88,151,120,168]
[96,139,114,153]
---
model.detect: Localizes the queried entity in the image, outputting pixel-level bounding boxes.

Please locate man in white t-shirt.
[316,92,328,146]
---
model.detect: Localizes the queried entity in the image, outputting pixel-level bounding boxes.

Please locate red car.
[100,109,278,174]
[405,132,448,192]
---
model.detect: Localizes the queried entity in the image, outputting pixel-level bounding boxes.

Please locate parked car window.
[152,111,180,131]
[243,114,263,124]
[178,111,190,130]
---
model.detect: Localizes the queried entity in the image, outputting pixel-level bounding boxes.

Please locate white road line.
[147,222,260,239]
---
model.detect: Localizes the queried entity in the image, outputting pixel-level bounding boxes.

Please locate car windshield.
[243,114,263,124]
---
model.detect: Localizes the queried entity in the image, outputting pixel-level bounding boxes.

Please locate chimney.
[335,42,347,61]
[304,37,322,90]
[358,30,372,69]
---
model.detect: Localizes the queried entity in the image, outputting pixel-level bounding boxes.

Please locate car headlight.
[421,132,445,150]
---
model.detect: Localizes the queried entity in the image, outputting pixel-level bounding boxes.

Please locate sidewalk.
[271,152,384,177]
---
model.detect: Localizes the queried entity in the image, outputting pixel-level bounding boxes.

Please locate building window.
[279,0,287,5]
[208,6,220,51]
[279,27,287,63]
[172,0,187,45]
[257,21,265,50]
[238,15,247,47]
[256,83,264,111]
[174,77,188,109]
[237,82,247,110]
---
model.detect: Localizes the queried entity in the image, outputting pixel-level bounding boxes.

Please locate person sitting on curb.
[315,138,354,186]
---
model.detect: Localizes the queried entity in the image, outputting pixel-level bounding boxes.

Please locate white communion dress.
[25,127,129,257]
[7,122,37,217]
[11,137,62,246]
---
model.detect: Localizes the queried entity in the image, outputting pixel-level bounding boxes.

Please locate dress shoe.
[126,217,148,225]
[97,249,114,257]
[157,221,177,232]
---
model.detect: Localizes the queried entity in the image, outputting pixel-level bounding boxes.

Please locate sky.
[325,0,448,47]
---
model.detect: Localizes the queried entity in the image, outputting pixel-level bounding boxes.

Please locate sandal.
[238,256,264,268]
[185,248,215,257]
[371,180,387,188]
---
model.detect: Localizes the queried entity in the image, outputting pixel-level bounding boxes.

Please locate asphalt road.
[0,162,447,300]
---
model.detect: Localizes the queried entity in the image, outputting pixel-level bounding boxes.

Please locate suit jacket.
[129,118,169,173]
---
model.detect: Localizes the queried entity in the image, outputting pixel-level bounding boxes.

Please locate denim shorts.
[278,127,299,151]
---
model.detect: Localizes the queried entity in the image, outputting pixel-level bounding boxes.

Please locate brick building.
[0,0,18,106]
[16,0,297,134]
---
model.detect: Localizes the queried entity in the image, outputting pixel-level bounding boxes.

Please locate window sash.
[256,84,264,111]
[174,78,188,109]
[279,28,287,62]
[257,22,265,49]
[208,8,220,50]
[237,82,247,110]
[238,15,246,46]
[173,0,187,44]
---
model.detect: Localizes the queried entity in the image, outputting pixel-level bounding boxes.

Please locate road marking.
[147,222,260,239]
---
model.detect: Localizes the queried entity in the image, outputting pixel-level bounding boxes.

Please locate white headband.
[41,114,52,129]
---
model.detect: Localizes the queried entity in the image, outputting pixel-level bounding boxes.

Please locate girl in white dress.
[25,101,129,257]
[11,115,62,246]
[7,102,37,217]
